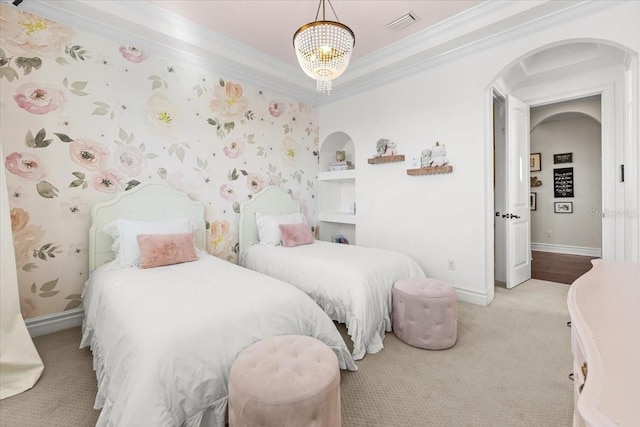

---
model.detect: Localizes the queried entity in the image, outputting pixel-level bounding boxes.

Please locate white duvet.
[241,241,426,360]
[81,255,356,427]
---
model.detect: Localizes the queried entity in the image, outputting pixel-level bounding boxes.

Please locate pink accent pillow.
[136,232,198,269]
[279,223,315,247]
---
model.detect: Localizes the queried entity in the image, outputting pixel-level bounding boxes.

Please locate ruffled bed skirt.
[81,322,229,427]
[313,298,390,360]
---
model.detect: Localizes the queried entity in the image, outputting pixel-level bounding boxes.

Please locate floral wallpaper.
[0,5,319,319]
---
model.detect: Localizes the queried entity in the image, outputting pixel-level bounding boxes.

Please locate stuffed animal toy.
[420,148,433,168]
[335,150,346,163]
[429,141,449,167]
[376,139,389,157]
[383,141,397,156]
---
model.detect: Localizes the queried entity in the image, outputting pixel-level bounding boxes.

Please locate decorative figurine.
[376,138,389,157]
[382,141,397,156]
[420,148,433,168]
[430,141,449,167]
[328,149,351,171]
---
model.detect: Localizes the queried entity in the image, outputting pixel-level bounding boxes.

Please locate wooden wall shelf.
[368,155,405,164]
[406,165,453,175]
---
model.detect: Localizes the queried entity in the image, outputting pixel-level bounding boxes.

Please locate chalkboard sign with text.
[554,167,574,198]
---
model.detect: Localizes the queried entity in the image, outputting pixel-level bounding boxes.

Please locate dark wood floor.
[531,250,599,284]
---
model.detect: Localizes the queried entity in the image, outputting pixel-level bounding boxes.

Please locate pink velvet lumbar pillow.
[136,232,198,269]
[279,223,315,247]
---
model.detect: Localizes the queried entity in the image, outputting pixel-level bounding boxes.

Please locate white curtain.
[0,145,43,400]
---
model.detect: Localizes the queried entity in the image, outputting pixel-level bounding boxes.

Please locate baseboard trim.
[454,286,493,306]
[531,243,601,258]
[25,308,84,337]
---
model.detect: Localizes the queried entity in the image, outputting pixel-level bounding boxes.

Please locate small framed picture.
[554,201,573,214]
[530,192,537,211]
[553,152,573,164]
[530,153,541,172]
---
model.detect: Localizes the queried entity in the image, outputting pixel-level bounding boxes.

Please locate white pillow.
[256,212,306,246]
[103,218,194,268]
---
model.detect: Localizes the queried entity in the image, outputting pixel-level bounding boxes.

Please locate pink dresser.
[567,259,640,426]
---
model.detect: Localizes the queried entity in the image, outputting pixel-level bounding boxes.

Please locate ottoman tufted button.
[228,335,341,427]
[392,278,457,350]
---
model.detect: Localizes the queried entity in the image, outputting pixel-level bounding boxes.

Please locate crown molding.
[325,0,622,104]
[14,0,624,107]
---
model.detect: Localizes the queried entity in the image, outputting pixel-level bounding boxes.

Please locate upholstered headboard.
[89,181,206,271]
[238,186,301,255]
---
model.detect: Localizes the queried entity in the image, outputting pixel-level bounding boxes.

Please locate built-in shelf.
[367,155,405,164]
[318,169,356,181]
[318,212,356,224]
[318,132,356,244]
[406,165,453,175]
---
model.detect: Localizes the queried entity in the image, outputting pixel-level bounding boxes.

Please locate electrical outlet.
[448,259,456,270]
[547,230,553,237]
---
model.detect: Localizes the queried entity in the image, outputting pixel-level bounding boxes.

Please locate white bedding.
[81,255,356,427]
[241,240,426,360]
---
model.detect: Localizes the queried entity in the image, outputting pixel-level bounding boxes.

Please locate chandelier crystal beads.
[293,1,355,94]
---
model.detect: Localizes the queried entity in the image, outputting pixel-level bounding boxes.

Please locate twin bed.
[81,182,356,427]
[82,182,425,426]
[239,185,426,360]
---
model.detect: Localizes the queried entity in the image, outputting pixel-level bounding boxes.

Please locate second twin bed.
[239,185,426,360]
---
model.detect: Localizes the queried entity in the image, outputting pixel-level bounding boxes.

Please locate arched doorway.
[489,40,638,290]
[529,102,602,283]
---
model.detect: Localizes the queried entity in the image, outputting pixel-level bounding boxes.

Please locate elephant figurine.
[420,148,433,168]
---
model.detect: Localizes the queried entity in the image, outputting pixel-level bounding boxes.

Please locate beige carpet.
[0,279,573,426]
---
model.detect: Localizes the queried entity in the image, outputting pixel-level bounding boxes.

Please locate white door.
[494,95,507,283]
[505,95,531,288]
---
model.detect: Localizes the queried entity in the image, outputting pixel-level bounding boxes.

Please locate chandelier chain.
[326,0,341,22]
[314,0,342,23]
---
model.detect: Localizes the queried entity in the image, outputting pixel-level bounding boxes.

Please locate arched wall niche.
[319,131,355,171]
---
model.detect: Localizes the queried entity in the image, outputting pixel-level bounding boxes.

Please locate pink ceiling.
[147,1,484,66]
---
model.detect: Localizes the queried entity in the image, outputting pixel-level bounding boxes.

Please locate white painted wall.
[319,2,640,305]
[530,115,602,249]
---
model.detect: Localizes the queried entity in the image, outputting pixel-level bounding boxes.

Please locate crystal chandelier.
[293,0,355,94]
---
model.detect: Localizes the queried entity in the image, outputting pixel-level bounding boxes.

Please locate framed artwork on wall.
[530,192,537,211]
[553,167,574,198]
[554,201,573,213]
[553,152,573,164]
[530,153,541,172]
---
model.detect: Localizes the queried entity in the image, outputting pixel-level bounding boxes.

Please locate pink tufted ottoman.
[392,278,458,350]
[228,335,341,427]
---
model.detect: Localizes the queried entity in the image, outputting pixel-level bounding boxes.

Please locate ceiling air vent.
[387,11,419,31]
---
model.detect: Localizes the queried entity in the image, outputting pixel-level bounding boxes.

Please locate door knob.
[502,213,521,219]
